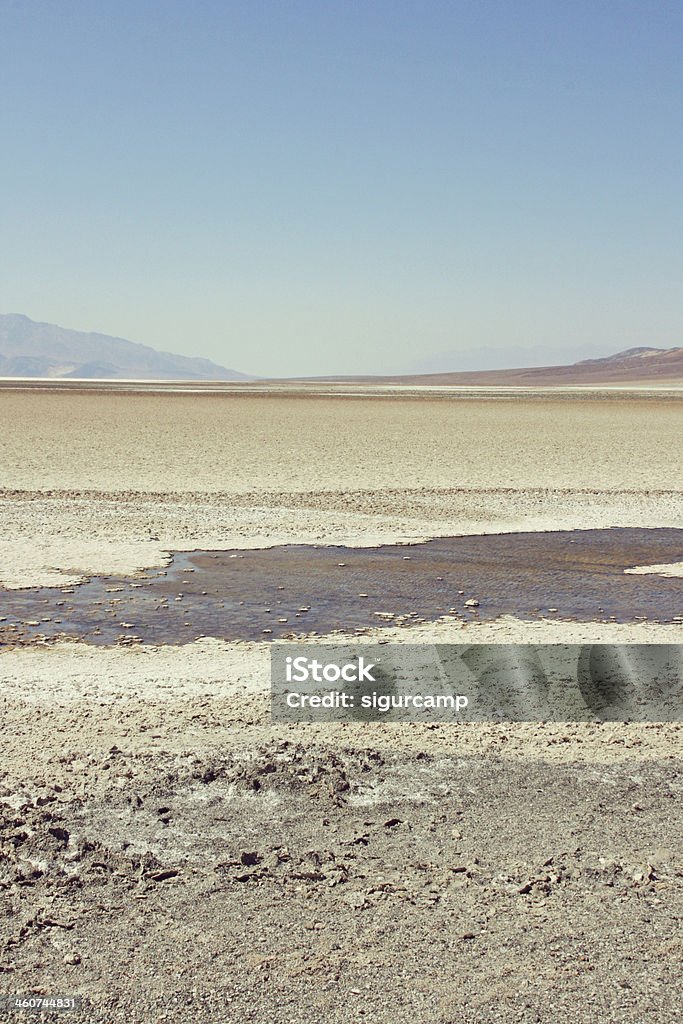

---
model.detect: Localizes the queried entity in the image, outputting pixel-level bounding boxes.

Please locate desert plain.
[0,384,682,1023]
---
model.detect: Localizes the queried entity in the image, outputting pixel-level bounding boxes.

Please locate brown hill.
[322,346,683,386]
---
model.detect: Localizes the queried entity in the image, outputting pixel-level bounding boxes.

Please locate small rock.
[48,826,70,844]
[148,868,180,882]
[240,851,260,867]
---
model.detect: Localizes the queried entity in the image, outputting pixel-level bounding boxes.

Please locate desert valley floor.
[0,385,681,1022]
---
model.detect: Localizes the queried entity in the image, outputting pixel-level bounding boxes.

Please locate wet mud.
[1,527,682,647]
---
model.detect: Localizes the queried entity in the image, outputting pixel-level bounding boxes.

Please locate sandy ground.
[0,389,682,1022]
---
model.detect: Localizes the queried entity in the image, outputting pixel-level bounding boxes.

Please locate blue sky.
[1,0,681,376]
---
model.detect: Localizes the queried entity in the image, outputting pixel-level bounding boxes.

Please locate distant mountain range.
[0,314,249,380]
[1,314,681,385]
[320,345,683,386]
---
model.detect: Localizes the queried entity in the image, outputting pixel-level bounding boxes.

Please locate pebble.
[148,868,180,882]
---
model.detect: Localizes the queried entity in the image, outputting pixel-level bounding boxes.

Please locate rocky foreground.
[1,664,681,1023]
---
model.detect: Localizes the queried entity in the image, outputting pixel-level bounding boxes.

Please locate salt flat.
[1,388,681,493]
[0,388,681,587]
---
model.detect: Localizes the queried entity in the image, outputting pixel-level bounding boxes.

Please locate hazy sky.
[1,1,681,377]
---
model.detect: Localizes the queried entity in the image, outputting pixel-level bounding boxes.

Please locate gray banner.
[271,644,683,722]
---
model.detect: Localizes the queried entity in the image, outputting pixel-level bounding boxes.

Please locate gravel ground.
[1,625,682,1022]
[1,707,681,1024]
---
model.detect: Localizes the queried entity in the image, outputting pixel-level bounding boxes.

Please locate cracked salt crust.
[1,490,682,589]
[624,562,683,577]
[1,390,681,589]
[1,619,681,768]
